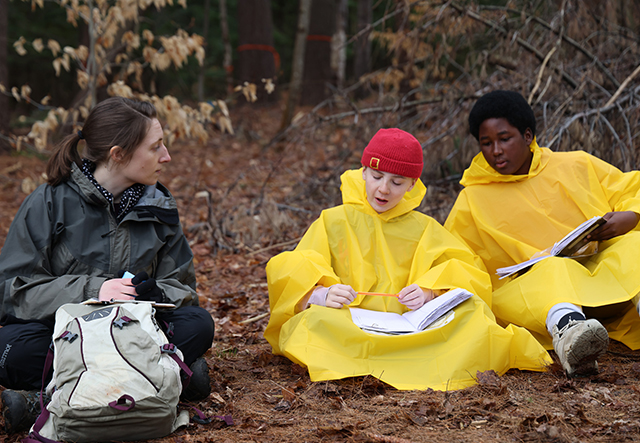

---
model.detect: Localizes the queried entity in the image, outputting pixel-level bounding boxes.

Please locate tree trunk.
[331,0,348,90]
[219,0,233,96]
[87,0,98,108]
[0,0,10,148]
[353,0,372,98]
[280,0,311,130]
[197,0,211,102]
[236,0,277,103]
[394,3,416,113]
[300,0,335,105]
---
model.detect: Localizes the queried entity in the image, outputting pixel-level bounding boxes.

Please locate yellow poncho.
[265,169,551,391]
[445,140,640,349]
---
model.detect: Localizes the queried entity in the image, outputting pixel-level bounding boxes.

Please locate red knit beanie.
[361,128,423,178]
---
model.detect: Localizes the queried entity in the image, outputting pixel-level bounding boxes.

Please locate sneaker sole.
[565,321,609,377]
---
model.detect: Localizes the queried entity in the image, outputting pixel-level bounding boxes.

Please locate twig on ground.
[239,312,269,324]
[247,237,302,256]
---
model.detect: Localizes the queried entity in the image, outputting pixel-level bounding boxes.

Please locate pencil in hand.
[357,291,399,298]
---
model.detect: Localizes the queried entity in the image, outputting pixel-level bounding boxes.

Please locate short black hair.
[468,90,536,140]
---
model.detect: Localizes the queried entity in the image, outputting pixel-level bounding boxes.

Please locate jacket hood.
[460,138,551,187]
[340,168,426,221]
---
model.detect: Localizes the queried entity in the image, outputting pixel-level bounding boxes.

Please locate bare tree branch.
[450,2,579,88]
[479,4,621,89]
[605,64,640,108]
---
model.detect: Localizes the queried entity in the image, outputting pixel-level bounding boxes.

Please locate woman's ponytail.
[46,132,83,186]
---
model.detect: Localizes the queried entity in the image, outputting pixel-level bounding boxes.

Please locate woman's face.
[478,117,533,175]
[118,118,171,187]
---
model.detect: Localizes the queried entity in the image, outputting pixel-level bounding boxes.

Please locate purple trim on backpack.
[162,345,192,390]
[161,320,175,338]
[109,394,136,411]
[111,307,160,392]
[215,415,234,426]
[22,425,60,443]
[22,409,60,443]
[23,350,60,443]
[67,318,87,403]
[40,350,54,411]
[184,403,210,424]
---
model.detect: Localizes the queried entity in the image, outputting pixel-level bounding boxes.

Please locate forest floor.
[1,102,640,443]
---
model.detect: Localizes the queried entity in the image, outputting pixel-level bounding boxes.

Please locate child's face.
[478,117,533,175]
[362,167,416,213]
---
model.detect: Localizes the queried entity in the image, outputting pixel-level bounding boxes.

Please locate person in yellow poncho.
[445,90,640,378]
[264,128,551,391]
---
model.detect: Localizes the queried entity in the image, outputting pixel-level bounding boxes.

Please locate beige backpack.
[26,302,190,442]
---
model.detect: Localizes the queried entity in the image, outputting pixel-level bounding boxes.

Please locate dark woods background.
[1,0,640,227]
[2,6,640,441]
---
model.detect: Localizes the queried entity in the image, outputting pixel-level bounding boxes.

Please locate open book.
[349,288,473,335]
[496,216,606,279]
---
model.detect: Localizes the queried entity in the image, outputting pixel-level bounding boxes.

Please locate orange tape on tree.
[236,44,280,71]
[306,35,332,42]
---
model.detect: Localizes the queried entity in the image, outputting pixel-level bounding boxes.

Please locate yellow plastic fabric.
[265,169,551,391]
[445,140,640,349]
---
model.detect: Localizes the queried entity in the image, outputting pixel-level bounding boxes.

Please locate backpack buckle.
[161,343,177,355]
[112,316,132,330]
[59,331,78,343]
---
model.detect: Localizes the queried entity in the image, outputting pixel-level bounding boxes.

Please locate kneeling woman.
[265,128,551,391]
[0,97,214,433]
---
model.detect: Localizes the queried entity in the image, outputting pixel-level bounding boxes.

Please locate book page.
[349,288,473,334]
[550,216,606,257]
[496,216,605,279]
[349,308,417,333]
[403,288,473,329]
[496,255,551,279]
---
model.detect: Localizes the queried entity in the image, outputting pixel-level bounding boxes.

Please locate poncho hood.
[340,168,426,221]
[460,138,551,187]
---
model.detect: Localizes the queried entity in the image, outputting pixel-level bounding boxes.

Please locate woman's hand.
[326,284,357,309]
[587,211,640,241]
[98,278,136,301]
[398,284,434,310]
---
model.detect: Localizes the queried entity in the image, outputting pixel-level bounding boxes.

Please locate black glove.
[131,271,165,303]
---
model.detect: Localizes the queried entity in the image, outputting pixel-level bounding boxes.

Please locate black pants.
[0,305,214,391]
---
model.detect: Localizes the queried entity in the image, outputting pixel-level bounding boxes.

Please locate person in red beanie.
[262,127,551,391]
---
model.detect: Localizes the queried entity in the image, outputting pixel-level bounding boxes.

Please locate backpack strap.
[21,409,58,443]
[160,343,192,389]
[178,403,212,424]
[109,395,135,411]
[177,403,234,426]
[22,348,59,443]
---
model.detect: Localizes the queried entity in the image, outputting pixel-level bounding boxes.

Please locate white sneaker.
[552,318,609,377]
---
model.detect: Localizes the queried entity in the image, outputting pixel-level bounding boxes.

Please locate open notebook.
[349,288,473,335]
[496,216,606,279]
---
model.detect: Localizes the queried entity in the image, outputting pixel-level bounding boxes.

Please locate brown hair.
[46,97,158,186]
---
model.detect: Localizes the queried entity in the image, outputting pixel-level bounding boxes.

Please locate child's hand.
[326,284,357,308]
[587,211,640,241]
[398,284,434,310]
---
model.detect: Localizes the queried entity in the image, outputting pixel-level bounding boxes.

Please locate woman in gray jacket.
[0,97,214,433]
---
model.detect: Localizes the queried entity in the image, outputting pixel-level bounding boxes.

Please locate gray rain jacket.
[0,163,198,321]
